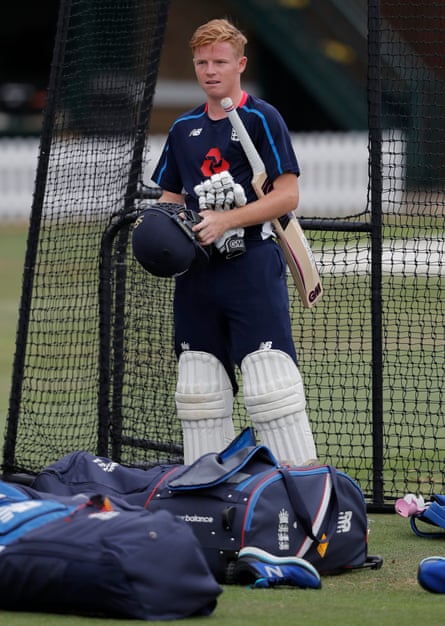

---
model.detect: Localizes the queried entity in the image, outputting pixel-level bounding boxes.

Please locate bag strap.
[279,466,340,545]
[410,502,445,538]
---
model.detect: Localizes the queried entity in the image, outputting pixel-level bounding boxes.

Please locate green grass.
[1,225,445,625]
[0,224,27,435]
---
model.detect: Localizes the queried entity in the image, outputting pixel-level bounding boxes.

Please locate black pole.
[97,0,171,460]
[368,0,384,506]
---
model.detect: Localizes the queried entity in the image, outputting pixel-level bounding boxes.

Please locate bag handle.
[410,502,445,538]
[279,466,340,545]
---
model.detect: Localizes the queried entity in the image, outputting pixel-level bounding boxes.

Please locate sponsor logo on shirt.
[201,147,230,177]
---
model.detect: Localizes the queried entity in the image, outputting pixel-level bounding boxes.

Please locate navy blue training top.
[152,91,300,238]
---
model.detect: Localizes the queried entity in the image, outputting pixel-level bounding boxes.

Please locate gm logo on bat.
[309,282,322,303]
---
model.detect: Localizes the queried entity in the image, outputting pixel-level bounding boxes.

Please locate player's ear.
[239,55,247,74]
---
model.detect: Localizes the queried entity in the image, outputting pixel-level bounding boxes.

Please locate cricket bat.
[221,97,323,308]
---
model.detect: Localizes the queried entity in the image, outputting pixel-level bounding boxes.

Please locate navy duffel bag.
[0,482,222,620]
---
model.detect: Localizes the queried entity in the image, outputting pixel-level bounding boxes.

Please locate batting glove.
[194,172,247,259]
[194,171,247,211]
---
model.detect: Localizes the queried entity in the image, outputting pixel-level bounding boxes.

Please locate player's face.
[193,42,246,101]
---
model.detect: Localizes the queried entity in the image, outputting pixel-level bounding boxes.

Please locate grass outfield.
[0,224,27,436]
[0,225,444,625]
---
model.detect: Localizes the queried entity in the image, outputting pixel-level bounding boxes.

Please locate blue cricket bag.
[410,494,445,538]
[0,482,221,620]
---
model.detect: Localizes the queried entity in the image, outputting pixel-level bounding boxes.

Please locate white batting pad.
[241,349,317,465]
[175,351,235,464]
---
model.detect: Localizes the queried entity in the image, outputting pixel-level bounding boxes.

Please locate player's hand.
[193,210,246,259]
[192,210,229,244]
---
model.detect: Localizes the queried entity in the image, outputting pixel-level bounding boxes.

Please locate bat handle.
[221,97,235,113]
[220,97,265,177]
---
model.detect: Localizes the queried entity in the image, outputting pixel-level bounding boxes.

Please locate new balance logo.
[262,564,285,579]
[337,510,352,533]
[189,128,202,137]
[231,129,239,142]
[93,458,119,473]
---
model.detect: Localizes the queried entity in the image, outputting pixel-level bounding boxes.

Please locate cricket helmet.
[132,202,209,277]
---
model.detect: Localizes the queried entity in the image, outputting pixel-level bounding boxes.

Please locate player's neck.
[207,89,244,120]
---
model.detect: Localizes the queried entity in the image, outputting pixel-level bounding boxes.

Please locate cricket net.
[3,0,445,508]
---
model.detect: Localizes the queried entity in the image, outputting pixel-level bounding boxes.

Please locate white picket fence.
[0,132,403,222]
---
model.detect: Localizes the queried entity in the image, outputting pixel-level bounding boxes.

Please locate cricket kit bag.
[0,481,221,620]
[143,429,382,583]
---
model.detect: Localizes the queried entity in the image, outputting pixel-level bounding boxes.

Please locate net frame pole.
[368,0,384,507]
[97,0,171,460]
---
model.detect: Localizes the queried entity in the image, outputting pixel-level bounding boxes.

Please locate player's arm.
[233,171,300,225]
[158,189,185,204]
[193,172,298,246]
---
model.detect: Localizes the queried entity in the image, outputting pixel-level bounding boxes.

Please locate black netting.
[4,1,444,507]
